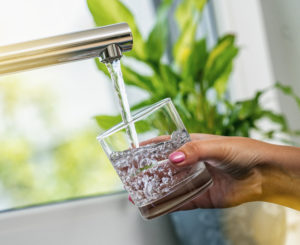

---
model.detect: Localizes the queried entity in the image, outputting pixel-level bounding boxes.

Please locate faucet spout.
[0,23,132,75]
[99,44,122,63]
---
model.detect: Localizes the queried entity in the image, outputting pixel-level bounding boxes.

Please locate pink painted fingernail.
[169,151,185,163]
[128,195,134,204]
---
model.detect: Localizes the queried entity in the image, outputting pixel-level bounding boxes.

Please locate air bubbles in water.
[110,130,204,207]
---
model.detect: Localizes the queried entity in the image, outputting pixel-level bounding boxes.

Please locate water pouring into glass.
[97,28,212,219]
[0,22,213,219]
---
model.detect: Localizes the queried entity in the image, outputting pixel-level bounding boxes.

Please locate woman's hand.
[168,134,300,211]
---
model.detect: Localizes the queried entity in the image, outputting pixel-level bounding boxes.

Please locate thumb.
[168,139,227,166]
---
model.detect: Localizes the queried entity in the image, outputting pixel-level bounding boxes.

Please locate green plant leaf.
[203,35,238,90]
[261,110,288,131]
[275,82,300,108]
[94,115,122,130]
[87,0,146,59]
[182,38,207,81]
[175,0,206,30]
[130,98,158,111]
[174,0,205,68]
[193,0,207,12]
[236,91,263,119]
[94,114,152,134]
[213,63,233,97]
[175,0,193,31]
[173,18,197,68]
[179,77,195,95]
[121,64,155,93]
[173,93,192,120]
[95,58,155,94]
[134,120,153,133]
[145,2,170,62]
[158,64,179,96]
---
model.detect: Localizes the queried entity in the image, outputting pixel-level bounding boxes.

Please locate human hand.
[168,134,270,210]
[129,134,300,211]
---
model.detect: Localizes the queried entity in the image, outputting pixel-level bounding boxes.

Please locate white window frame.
[0,193,179,245]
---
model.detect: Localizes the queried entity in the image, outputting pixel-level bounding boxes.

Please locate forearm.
[260,144,300,210]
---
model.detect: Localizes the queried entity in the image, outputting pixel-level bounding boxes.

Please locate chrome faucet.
[0,23,132,75]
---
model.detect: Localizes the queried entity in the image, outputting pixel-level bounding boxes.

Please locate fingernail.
[128,195,134,204]
[169,151,185,164]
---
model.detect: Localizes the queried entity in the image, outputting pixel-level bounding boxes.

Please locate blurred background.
[0,0,300,244]
[0,0,126,210]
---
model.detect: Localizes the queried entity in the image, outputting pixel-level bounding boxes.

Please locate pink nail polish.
[128,195,134,204]
[169,152,185,163]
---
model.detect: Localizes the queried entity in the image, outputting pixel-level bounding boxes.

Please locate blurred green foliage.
[0,79,121,209]
[88,0,300,141]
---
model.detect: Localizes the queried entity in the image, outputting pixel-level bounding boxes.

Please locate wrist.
[258,143,300,210]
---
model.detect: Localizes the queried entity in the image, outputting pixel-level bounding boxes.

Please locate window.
[0,0,156,211]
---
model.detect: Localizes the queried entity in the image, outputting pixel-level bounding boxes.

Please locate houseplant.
[87,0,300,244]
[87,0,300,142]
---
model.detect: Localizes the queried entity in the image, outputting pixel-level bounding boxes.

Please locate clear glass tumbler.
[97,98,213,219]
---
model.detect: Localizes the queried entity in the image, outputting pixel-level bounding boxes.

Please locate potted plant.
[87,0,300,244]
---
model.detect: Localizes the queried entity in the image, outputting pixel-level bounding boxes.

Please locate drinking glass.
[97,98,213,219]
